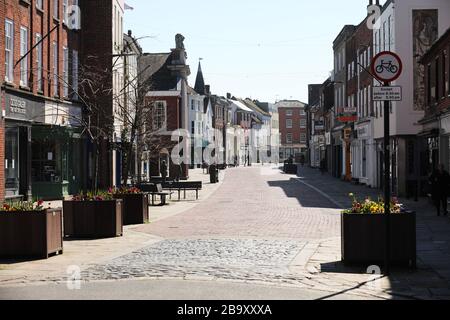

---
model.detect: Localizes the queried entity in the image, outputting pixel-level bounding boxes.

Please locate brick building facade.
[1,0,84,201]
[346,14,375,186]
[138,35,191,180]
[78,0,125,189]
[419,28,450,173]
[277,100,308,162]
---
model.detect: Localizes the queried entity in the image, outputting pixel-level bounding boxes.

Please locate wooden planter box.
[284,164,298,174]
[63,200,123,239]
[0,209,63,259]
[113,194,148,225]
[341,213,417,267]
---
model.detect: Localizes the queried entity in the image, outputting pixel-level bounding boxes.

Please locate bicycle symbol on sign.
[376,60,398,74]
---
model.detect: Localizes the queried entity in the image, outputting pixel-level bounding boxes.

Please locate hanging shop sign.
[325,132,331,145]
[338,115,358,123]
[314,121,324,131]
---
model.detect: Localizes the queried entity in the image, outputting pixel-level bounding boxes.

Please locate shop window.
[32,137,68,183]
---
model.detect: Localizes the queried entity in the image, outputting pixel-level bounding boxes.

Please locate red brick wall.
[78,0,115,188]
[422,33,450,116]
[143,95,193,179]
[0,3,5,201]
[1,0,77,96]
[279,108,307,145]
[346,17,373,118]
[0,0,80,201]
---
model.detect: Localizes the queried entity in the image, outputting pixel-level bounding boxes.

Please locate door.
[5,127,20,197]
[345,142,352,181]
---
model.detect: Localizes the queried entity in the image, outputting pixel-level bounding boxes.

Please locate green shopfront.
[4,89,85,201]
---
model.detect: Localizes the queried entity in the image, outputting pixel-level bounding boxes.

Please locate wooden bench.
[163,181,203,201]
[138,184,171,206]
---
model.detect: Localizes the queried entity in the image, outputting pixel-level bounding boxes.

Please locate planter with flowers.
[0,201,63,259]
[341,194,416,268]
[110,187,149,225]
[63,191,123,239]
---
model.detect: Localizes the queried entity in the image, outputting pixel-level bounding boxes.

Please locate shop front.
[3,89,84,201]
[4,91,45,200]
[343,126,353,181]
[440,112,450,171]
[418,118,440,193]
[355,121,372,186]
[332,127,343,179]
[31,125,83,200]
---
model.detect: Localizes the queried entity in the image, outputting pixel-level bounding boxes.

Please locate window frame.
[20,26,29,87]
[286,119,293,129]
[53,41,59,96]
[36,33,43,91]
[5,19,14,82]
[286,133,293,144]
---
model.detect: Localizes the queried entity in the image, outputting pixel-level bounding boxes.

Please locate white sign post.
[370,51,403,277]
[372,86,402,101]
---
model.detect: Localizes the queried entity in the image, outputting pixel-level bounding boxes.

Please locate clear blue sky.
[124,0,374,103]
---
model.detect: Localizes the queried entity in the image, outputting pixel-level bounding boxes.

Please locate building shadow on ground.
[267,179,340,209]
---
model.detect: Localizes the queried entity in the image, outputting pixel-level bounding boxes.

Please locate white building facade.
[372,0,450,196]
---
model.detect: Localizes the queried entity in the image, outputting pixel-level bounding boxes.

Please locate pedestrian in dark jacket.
[160,160,168,183]
[429,164,450,216]
[320,158,326,175]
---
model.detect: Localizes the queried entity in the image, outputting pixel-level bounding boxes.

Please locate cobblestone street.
[1,166,450,300]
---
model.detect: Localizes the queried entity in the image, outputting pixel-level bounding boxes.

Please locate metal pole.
[384,82,391,276]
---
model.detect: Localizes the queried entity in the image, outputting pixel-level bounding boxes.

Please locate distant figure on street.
[288,155,294,165]
[160,160,168,183]
[202,161,209,174]
[429,164,450,216]
[300,155,305,167]
[209,163,218,184]
[174,164,182,182]
[319,158,326,175]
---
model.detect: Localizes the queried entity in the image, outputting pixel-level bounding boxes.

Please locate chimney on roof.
[226,93,232,99]
[367,0,381,12]
[205,85,210,96]
[128,30,132,37]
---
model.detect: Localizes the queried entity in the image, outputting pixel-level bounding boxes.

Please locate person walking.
[174,164,182,182]
[300,155,305,167]
[160,160,168,184]
[429,164,450,216]
[319,158,326,175]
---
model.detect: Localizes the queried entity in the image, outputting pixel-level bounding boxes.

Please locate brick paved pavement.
[133,165,341,240]
[2,165,450,300]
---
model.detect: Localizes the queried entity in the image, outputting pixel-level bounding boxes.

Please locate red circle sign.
[371,51,403,83]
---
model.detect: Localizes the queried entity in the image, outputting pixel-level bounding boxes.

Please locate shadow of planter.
[113,194,148,225]
[341,213,417,268]
[0,209,63,259]
[63,200,123,239]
